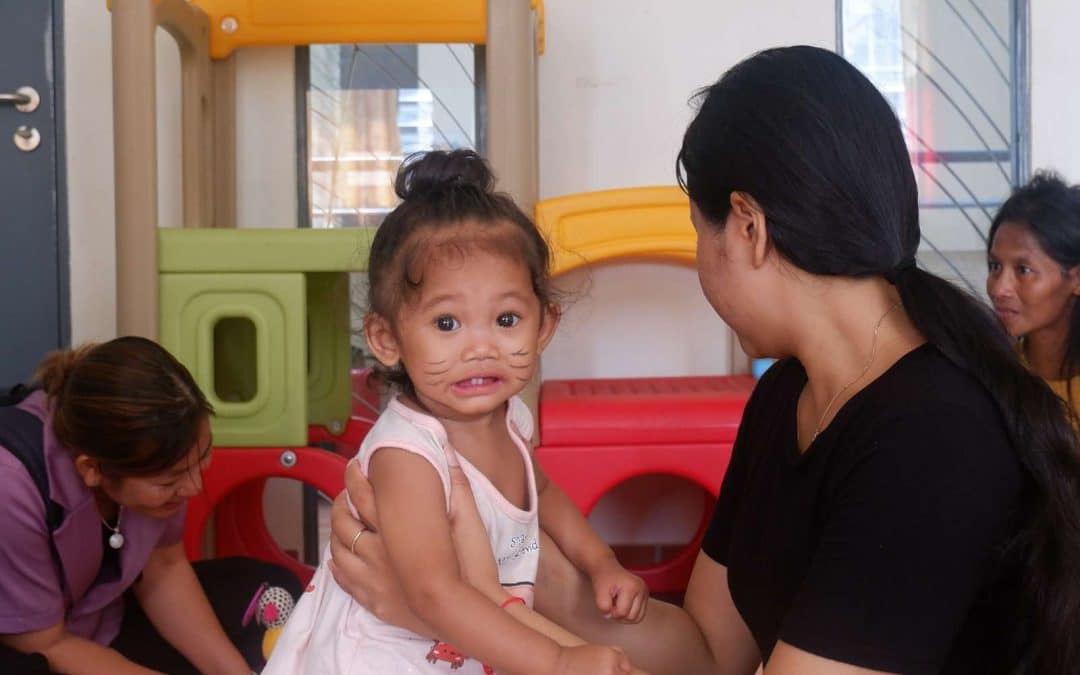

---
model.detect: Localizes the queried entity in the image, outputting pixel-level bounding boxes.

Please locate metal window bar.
[837,0,1028,292]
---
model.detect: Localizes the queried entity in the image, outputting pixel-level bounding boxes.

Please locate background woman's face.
[987,220,1079,339]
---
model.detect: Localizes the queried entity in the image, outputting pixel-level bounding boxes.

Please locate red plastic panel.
[540,375,755,446]
[184,447,347,585]
[535,441,734,594]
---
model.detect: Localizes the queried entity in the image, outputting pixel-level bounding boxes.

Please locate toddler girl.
[264,150,648,674]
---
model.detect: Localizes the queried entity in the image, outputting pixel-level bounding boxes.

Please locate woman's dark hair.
[34,336,213,478]
[367,149,555,392]
[678,45,1080,674]
[989,172,1080,386]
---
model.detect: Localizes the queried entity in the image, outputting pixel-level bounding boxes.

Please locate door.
[0,0,67,386]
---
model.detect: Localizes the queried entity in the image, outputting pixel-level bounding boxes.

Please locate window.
[840,0,1028,292]
[299,44,484,230]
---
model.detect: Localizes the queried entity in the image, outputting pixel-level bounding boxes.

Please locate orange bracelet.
[500,596,526,609]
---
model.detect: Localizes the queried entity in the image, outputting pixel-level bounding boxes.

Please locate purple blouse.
[0,392,185,644]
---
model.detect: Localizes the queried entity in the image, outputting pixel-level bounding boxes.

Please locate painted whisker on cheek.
[508,349,534,369]
[421,358,451,376]
[422,376,448,388]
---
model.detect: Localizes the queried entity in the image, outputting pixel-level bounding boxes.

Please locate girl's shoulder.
[359,397,449,458]
[356,397,456,510]
[505,396,534,445]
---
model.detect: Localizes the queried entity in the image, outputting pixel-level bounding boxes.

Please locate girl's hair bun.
[394,149,495,200]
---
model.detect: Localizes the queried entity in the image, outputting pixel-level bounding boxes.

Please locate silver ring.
[350,527,365,555]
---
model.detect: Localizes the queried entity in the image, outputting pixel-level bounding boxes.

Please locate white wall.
[538,2,835,199]
[1031,0,1080,181]
[64,1,116,344]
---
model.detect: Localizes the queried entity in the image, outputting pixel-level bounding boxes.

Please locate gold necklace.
[800,301,901,446]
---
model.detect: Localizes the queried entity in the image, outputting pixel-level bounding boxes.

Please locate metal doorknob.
[0,86,39,113]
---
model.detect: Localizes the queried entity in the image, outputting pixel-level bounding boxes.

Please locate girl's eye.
[1017,265,1032,276]
[987,261,1000,273]
[497,313,520,328]
[435,316,461,332]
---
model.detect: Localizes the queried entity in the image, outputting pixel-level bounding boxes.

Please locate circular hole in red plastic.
[585,474,714,599]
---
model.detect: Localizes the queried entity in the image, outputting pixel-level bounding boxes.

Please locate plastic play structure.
[108,0,752,592]
[533,187,754,593]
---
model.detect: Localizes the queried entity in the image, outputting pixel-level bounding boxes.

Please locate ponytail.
[894,266,1080,674]
[33,343,98,402]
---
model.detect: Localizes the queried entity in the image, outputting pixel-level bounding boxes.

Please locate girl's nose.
[462,327,498,362]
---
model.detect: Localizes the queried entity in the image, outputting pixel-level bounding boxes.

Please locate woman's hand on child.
[555,644,633,675]
[589,556,649,623]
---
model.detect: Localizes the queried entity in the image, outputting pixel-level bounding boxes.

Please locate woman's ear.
[1068,266,1080,296]
[537,303,562,354]
[729,192,770,268]
[74,454,103,488]
[364,313,402,368]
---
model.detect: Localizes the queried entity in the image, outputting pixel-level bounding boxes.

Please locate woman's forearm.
[47,635,162,675]
[1,627,160,675]
[135,544,249,675]
[503,603,653,675]
[534,531,720,675]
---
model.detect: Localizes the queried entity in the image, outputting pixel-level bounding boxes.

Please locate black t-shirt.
[702,344,1029,674]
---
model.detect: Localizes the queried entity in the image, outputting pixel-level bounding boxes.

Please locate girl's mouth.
[452,376,502,395]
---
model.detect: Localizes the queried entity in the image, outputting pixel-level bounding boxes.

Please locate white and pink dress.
[263,396,540,674]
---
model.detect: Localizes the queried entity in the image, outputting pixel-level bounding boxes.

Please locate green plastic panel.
[160,272,308,446]
[305,272,352,434]
[159,228,375,273]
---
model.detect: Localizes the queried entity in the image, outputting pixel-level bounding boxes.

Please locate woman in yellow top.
[987,172,1080,411]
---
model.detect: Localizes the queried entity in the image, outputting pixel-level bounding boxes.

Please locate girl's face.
[368,247,558,422]
[87,416,212,519]
[987,220,1080,340]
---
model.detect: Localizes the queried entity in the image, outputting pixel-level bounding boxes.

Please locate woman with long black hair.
[328,46,1080,675]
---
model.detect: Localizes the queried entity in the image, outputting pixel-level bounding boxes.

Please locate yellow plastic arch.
[535,186,695,277]
[191,0,487,58]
